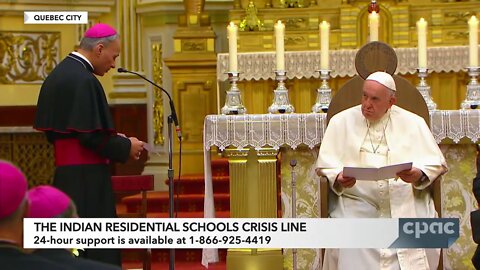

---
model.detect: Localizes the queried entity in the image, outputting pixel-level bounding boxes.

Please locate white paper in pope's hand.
[343,162,412,181]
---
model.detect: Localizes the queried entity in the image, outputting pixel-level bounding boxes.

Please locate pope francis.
[316,71,447,270]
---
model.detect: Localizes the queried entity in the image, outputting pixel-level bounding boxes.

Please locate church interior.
[0,0,480,269]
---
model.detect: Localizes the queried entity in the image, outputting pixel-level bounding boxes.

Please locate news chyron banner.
[24,11,88,24]
[24,218,459,249]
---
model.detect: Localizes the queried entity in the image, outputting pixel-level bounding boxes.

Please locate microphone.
[118,68,182,139]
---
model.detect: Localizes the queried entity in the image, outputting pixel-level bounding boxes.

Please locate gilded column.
[224,148,250,218]
[117,0,140,72]
[257,148,279,218]
[225,147,282,270]
[142,41,169,191]
[110,0,147,104]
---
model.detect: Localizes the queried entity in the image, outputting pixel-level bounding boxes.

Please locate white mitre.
[365,71,396,91]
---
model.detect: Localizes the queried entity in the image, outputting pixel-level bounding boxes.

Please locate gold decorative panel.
[285,35,307,46]
[182,40,206,52]
[0,133,54,187]
[229,1,480,51]
[284,18,308,29]
[152,42,165,145]
[177,81,212,143]
[445,11,477,24]
[0,31,60,84]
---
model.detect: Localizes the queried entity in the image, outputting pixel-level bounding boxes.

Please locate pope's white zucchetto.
[365,71,396,91]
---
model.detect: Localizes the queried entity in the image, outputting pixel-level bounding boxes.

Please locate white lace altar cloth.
[204,110,480,151]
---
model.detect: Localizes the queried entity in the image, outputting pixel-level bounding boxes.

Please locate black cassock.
[0,241,67,270]
[33,249,121,270]
[34,53,130,266]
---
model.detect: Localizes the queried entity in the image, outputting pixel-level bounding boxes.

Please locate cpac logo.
[402,221,456,239]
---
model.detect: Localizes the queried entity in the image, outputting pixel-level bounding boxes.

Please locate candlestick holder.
[461,67,480,109]
[416,68,437,110]
[221,71,247,115]
[268,70,295,114]
[312,70,332,113]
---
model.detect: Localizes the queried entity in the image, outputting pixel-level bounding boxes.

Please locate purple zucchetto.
[27,185,71,218]
[0,160,28,220]
[84,23,117,38]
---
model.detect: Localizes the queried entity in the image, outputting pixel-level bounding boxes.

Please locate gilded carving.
[0,31,60,84]
[224,148,250,158]
[182,40,206,51]
[285,35,306,45]
[152,42,165,145]
[256,148,278,157]
[0,133,54,187]
[447,31,468,40]
[284,18,307,29]
[445,11,477,24]
[280,0,305,8]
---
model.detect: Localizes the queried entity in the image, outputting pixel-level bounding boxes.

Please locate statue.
[239,1,264,31]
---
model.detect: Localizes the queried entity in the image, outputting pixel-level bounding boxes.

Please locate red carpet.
[117,159,230,269]
[118,158,281,269]
[122,261,226,270]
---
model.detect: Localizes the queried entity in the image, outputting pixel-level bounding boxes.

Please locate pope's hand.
[396,167,423,184]
[336,171,356,188]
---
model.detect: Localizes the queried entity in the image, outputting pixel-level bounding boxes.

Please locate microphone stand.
[167,115,175,270]
[117,68,180,270]
[290,159,297,270]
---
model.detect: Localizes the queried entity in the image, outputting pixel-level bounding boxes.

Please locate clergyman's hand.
[396,167,423,184]
[129,137,144,160]
[336,171,356,188]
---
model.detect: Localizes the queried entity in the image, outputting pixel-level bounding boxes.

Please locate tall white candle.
[227,22,238,72]
[369,11,379,42]
[469,15,479,67]
[274,20,285,71]
[417,18,428,68]
[320,21,330,70]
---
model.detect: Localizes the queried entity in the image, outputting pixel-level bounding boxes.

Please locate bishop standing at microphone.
[34,23,144,266]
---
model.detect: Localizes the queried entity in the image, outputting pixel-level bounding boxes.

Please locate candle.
[369,11,379,42]
[469,15,479,67]
[227,22,238,72]
[274,20,285,71]
[417,18,428,68]
[320,21,330,70]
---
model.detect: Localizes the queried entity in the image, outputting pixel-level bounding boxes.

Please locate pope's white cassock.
[316,104,447,270]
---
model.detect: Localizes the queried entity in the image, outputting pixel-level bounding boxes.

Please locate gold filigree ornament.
[0,31,59,84]
[239,1,264,31]
[281,0,304,8]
